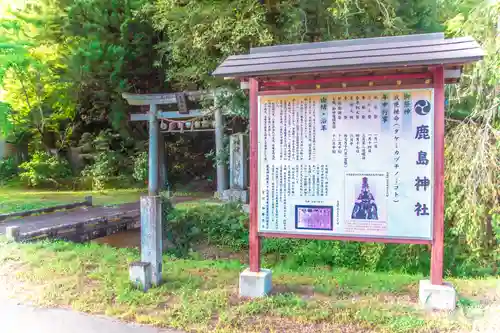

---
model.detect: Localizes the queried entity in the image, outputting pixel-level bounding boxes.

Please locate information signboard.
[258,89,434,240]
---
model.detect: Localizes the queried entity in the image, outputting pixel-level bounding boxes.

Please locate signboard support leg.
[240,78,272,298]
[419,66,456,310]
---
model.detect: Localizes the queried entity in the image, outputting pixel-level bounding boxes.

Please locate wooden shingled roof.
[212,33,483,78]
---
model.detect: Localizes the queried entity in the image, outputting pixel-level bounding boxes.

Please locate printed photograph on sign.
[344,172,388,235]
[295,205,333,231]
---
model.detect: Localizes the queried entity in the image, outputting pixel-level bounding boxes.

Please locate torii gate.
[123,91,228,288]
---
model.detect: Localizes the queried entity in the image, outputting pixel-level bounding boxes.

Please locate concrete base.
[221,189,248,203]
[419,279,457,310]
[6,226,20,242]
[239,268,272,298]
[129,261,152,291]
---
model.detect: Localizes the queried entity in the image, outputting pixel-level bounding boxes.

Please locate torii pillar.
[123,91,221,289]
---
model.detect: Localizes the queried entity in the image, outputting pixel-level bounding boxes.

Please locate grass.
[0,187,217,214]
[0,238,496,333]
[0,188,145,214]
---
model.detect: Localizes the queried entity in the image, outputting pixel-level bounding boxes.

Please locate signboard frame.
[256,88,435,242]
[248,69,445,285]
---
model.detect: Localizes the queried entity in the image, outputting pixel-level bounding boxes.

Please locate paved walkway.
[0,298,183,333]
[0,196,210,239]
[0,203,140,235]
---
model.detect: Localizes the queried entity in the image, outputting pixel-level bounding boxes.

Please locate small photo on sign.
[295,205,333,231]
[345,172,388,223]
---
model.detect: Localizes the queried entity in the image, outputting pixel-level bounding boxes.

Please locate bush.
[80,130,138,190]
[19,151,72,187]
[82,151,122,190]
[162,201,248,257]
[0,156,18,182]
[160,201,496,277]
[132,151,148,184]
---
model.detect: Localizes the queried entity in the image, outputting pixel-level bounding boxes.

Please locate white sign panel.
[258,89,433,240]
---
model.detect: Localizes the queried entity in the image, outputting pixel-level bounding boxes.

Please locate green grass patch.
[1,238,492,333]
[0,188,144,214]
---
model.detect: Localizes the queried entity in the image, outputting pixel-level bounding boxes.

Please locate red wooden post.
[249,78,261,273]
[431,66,445,285]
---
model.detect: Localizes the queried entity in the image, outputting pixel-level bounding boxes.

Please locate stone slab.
[129,261,152,291]
[419,279,457,310]
[6,226,20,242]
[239,268,272,298]
[221,189,248,203]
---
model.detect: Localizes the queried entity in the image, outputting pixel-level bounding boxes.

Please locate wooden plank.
[258,84,434,96]
[226,40,478,66]
[250,32,445,54]
[261,73,432,87]
[229,36,473,61]
[248,78,261,273]
[259,232,432,245]
[213,49,483,77]
[431,66,445,286]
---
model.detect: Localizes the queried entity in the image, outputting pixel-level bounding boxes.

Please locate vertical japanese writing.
[285,101,290,161]
[414,94,432,217]
[289,98,297,161]
[344,134,348,168]
[332,96,337,130]
[279,100,284,161]
[367,134,372,154]
[264,164,270,229]
[320,96,328,131]
[381,93,390,123]
[403,92,412,115]
[271,101,276,161]
[312,98,317,160]
[263,102,268,161]
[361,133,366,160]
[393,93,401,202]
[283,165,287,229]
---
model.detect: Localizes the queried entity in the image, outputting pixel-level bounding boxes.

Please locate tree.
[0,12,76,152]
[443,1,499,258]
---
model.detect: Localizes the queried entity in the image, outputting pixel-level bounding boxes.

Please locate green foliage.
[165,135,214,185]
[270,0,439,44]
[162,202,248,257]
[19,151,71,187]
[0,156,18,182]
[81,129,137,190]
[132,151,148,184]
[151,0,272,88]
[443,1,499,260]
[162,203,495,277]
[0,102,13,137]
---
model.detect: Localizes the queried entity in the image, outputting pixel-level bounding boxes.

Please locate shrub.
[81,151,121,190]
[80,130,138,190]
[0,156,18,182]
[19,151,71,187]
[132,151,148,184]
[162,201,248,257]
